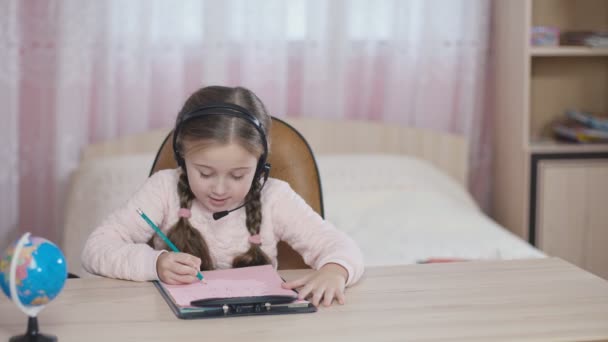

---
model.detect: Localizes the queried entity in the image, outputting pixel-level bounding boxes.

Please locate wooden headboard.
[82,117,469,187]
[283,118,469,187]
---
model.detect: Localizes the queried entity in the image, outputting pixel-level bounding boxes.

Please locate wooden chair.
[149,117,323,269]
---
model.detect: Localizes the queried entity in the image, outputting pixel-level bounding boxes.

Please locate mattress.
[315,154,545,266]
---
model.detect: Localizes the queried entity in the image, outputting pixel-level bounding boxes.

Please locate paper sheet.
[162,265,298,307]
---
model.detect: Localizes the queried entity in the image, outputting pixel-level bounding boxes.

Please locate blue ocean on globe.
[0,235,67,307]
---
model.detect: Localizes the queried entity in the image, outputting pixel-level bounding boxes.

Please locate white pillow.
[316,154,479,211]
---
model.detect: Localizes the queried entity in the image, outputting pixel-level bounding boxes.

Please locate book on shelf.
[560,31,608,48]
[553,126,606,143]
[565,109,608,132]
[552,119,608,143]
[531,26,560,46]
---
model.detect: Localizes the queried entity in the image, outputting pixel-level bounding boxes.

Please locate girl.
[82,86,364,307]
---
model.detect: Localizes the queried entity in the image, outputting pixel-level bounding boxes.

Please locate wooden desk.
[1,258,608,341]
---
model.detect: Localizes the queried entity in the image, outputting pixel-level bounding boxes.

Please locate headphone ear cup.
[174,153,185,169]
[172,132,184,169]
[255,160,270,180]
[262,163,271,181]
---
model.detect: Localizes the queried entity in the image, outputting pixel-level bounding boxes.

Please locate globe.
[0,233,67,314]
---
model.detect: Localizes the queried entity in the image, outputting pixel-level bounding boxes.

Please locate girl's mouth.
[209,197,229,206]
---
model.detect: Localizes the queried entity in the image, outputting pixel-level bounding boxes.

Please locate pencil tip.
[136,208,142,215]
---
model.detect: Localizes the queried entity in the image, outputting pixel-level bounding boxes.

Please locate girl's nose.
[211,177,227,195]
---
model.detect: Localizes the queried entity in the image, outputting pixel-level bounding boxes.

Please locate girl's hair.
[166,86,272,270]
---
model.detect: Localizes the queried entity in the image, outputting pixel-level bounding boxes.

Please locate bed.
[62,118,544,277]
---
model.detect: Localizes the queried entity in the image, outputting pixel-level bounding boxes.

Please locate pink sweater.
[82,169,364,286]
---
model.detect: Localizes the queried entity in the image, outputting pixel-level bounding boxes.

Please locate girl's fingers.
[169,272,199,284]
[282,275,309,290]
[159,272,176,284]
[282,271,349,307]
[335,289,346,305]
[297,284,314,301]
[322,288,336,307]
[173,253,201,269]
[311,287,326,307]
[171,262,199,276]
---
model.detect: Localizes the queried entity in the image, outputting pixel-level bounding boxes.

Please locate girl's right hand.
[156,252,202,284]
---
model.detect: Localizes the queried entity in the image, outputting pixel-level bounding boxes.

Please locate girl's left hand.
[281,263,348,307]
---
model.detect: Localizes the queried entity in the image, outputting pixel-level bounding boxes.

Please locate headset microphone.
[212,202,247,220]
[212,172,270,220]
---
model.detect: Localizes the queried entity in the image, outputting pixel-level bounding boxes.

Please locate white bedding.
[63,153,544,277]
[315,155,545,266]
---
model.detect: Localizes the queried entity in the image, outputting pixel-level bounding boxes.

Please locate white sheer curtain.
[0,0,493,248]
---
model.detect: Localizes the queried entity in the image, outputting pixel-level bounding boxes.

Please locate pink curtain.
[0,0,494,248]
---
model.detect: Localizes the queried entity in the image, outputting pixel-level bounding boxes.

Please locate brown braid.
[232,176,271,268]
[165,172,214,270]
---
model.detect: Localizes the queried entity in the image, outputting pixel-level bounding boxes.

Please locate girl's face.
[183,142,259,213]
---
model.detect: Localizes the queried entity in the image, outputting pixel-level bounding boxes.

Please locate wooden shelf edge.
[530,46,608,57]
[529,140,608,154]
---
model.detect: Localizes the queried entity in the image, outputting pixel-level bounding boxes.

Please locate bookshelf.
[493,0,608,280]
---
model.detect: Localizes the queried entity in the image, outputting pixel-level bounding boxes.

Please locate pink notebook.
[162,265,298,308]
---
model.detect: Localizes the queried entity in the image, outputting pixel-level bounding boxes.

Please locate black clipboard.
[153,281,317,319]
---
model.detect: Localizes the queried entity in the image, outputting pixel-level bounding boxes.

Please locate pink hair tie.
[178,208,191,219]
[248,234,262,245]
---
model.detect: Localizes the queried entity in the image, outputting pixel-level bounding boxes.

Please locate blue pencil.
[136,208,204,281]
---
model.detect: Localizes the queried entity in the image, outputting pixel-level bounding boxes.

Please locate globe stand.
[10,316,57,342]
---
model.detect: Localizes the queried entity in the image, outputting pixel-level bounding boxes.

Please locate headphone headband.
[172,103,270,181]
[178,103,264,131]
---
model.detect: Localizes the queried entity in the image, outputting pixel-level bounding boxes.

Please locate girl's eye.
[199,172,212,178]
[231,174,244,180]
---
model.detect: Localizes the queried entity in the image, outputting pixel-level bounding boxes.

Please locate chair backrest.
[150,117,323,269]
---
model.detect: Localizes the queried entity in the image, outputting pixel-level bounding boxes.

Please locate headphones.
[172,103,271,183]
